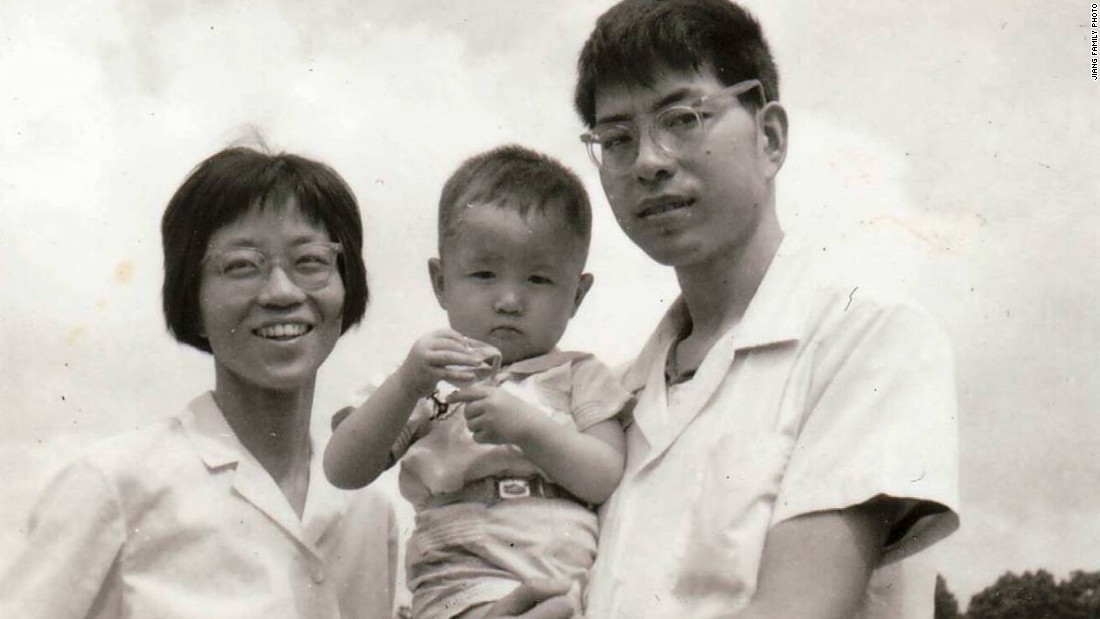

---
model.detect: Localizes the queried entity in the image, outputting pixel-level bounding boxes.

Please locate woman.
[0,147,396,619]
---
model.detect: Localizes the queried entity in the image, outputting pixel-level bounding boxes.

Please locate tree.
[963,569,1100,619]
[966,570,1063,619]
[935,573,961,619]
[1059,570,1100,619]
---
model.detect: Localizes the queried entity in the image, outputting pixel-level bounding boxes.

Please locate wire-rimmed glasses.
[580,79,765,173]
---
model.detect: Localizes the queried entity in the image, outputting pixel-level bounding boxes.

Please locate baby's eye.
[528,275,554,285]
[470,271,495,281]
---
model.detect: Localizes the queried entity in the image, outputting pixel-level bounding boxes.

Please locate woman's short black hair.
[575,0,780,127]
[161,146,368,353]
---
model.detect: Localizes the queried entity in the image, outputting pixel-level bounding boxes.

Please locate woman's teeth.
[255,324,310,339]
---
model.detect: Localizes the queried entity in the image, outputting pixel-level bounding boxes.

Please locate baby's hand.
[397,330,491,398]
[447,340,502,388]
[448,385,545,445]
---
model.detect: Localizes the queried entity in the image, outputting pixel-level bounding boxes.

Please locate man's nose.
[632,127,675,183]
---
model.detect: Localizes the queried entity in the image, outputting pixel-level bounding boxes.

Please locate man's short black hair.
[161,147,369,353]
[575,0,779,127]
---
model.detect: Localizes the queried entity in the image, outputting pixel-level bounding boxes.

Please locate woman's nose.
[258,265,307,305]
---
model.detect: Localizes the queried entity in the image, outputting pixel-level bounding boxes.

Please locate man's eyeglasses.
[203,242,343,293]
[580,79,765,173]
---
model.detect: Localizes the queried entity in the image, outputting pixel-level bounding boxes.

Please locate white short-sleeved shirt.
[388,350,628,509]
[0,392,397,619]
[585,242,960,619]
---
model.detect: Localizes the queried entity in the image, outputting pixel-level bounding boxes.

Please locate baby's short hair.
[437,145,591,255]
[575,0,779,128]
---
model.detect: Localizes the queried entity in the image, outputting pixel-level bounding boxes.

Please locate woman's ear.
[571,272,595,317]
[428,257,447,309]
[758,101,789,180]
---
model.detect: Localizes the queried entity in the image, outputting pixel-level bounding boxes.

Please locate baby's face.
[430,204,592,365]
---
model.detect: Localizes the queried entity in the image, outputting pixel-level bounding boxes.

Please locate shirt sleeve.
[0,458,126,619]
[569,356,633,432]
[772,302,960,564]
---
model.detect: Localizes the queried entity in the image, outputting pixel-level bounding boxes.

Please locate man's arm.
[731,498,899,619]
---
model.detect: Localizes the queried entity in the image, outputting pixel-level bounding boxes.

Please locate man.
[572,1,959,617]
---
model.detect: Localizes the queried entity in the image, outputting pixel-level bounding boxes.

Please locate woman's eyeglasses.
[203,242,343,293]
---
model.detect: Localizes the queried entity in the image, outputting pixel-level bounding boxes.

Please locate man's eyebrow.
[594,88,699,125]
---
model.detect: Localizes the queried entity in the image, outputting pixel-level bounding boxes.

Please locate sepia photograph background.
[2,0,1097,611]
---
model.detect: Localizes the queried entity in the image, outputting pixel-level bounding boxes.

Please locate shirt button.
[311,565,326,584]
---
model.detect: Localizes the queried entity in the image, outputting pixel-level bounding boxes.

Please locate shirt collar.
[179,391,245,470]
[178,391,347,549]
[498,349,587,379]
[622,238,812,393]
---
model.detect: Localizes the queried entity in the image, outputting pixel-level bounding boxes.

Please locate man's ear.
[758,101,789,180]
[428,258,446,309]
[571,272,595,317]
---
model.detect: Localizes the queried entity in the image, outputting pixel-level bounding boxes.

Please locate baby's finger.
[439,368,478,385]
[446,386,489,404]
[425,349,482,368]
[483,579,572,618]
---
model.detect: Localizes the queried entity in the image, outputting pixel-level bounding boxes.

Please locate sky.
[2,0,1098,608]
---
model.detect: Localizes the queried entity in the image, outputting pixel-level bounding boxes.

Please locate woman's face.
[198,197,345,394]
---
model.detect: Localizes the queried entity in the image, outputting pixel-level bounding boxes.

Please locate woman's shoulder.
[70,416,187,479]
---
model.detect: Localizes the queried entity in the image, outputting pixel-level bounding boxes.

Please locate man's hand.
[396,330,490,398]
[482,579,574,619]
[448,385,547,445]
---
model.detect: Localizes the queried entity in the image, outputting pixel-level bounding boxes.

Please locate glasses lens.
[290,244,340,289]
[654,106,703,155]
[215,249,266,281]
[589,125,637,171]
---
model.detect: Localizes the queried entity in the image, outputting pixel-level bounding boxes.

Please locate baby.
[324,145,628,619]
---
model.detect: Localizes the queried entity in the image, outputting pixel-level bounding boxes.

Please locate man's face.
[593,69,777,269]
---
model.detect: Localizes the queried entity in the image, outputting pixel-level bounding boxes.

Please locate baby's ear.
[428,258,446,309]
[571,272,595,316]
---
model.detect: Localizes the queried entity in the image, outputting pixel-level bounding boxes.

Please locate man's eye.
[661,108,701,132]
[601,130,634,152]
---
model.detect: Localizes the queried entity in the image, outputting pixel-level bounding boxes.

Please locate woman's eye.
[294,253,331,274]
[222,256,263,277]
